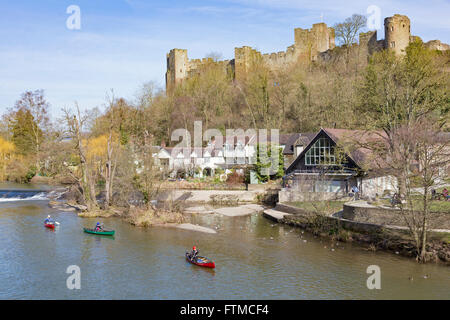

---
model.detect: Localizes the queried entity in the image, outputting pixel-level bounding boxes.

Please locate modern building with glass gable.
[282,128,397,200]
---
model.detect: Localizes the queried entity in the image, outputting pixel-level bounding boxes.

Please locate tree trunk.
[104,134,113,210]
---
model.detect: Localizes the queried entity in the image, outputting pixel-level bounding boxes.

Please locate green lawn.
[380,198,450,213]
[286,201,346,214]
[428,200,450,213]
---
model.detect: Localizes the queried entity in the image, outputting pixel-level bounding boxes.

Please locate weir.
[0,189,52,201]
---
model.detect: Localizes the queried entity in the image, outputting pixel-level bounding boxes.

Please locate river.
[0,183,448,299]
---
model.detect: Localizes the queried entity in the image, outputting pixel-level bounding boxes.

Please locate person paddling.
[190,246,199,261]
[44,215,54,224]
[94,222,104,232]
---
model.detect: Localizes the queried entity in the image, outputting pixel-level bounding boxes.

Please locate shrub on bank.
[126,206,184,227]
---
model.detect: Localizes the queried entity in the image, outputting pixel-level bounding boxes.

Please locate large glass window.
[305,138,336,166]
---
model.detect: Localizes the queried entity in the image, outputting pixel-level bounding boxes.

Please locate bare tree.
[390,122,450,261]
[62,104,98,210]
[334,14,367,69]
[135,81,160,109]
[334,14,367,47]
[102,90,120,210]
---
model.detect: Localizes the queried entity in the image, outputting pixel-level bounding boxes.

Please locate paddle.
[54,221,60,225]
[186,251,194,262]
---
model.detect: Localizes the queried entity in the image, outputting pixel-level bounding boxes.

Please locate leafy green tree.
[356,40,449,262]
[10,108,40,155]
[253,144,284,183]
[8,90,50,173]
[358,39,448,131]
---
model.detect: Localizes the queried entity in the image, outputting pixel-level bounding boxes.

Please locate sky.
[1,0,449,118]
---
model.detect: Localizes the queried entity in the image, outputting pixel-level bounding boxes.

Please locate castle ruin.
[166,14,449,90]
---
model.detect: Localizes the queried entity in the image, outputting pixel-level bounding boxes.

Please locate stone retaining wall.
[275,203,310,215]
[343,203,450,229]
[247,184,281,192]
[278,203,390,235]
[277,202,450,234]
[279,189,347,202]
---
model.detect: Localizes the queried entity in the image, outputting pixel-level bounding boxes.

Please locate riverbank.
[49,200,186,228]
[264,202,450,265]
[48,186,266,232]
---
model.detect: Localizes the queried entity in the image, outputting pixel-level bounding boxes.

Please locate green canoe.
[83,228,115,236]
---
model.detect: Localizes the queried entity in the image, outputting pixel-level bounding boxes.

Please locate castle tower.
[234,46,262,81]
[294,23,335,61]
[384,14,411,55]
[166,49,189,90]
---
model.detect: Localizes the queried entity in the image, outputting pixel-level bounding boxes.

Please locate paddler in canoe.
[83,223,115,236]
[94,222,104,232]
[186,246,215,268]
[44,215,58,229]
[188,246,199,261]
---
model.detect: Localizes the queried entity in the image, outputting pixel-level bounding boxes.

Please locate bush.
[255,192,278,205]
[25,166,37,182]
[6,161,33,183]
[226,171,244,185]
[337,229,353,242]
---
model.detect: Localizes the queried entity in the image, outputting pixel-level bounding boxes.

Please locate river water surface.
[0,183,449,299]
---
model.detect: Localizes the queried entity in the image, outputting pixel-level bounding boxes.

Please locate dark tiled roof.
[278,134,293,145]
[322,128,387,168]
[282,133,315,155]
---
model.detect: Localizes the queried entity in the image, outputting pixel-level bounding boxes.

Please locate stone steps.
[263,209,291,222]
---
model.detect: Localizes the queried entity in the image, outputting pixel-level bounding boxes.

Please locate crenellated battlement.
[166,21,336,89]
[165,14,448,90]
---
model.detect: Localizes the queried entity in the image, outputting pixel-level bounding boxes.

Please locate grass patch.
[428,201,450,213]
[286,201,346,215]
[380,198,450,213]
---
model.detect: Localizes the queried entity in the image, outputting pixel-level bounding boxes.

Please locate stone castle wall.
[166,21,336,88]
[166,14,449,89]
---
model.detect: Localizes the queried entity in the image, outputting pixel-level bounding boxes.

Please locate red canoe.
[186,252,215,269]
[44,223,55,229]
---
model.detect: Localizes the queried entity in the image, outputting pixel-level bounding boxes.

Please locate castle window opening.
[391,41,395,48]
[391,26,394,31]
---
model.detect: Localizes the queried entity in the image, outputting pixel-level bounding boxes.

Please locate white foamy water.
[0,192,49,202]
